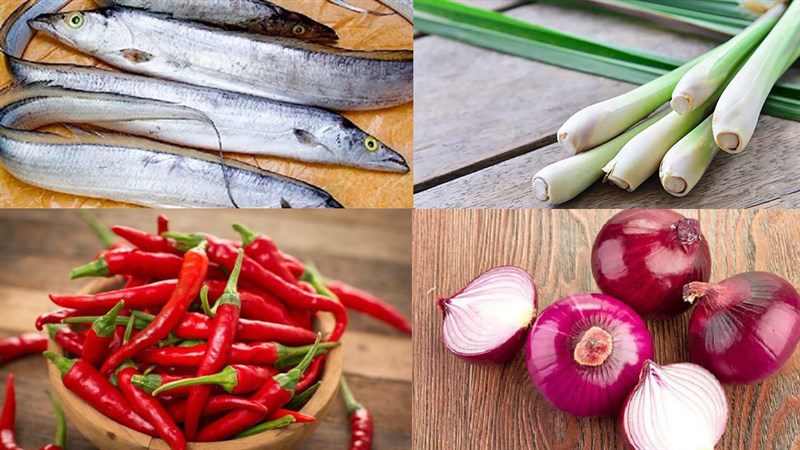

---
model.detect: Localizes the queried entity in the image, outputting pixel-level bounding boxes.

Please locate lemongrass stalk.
[532,109,669,205]
[603,89,722,191]
[713,0,800,154]
[557,27,760,154]
[671,4,785,115]
[659,116,718,196]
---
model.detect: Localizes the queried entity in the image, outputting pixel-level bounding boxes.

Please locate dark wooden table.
[413,1,800,208]
[413,209,800,449]
[0,209,411,449]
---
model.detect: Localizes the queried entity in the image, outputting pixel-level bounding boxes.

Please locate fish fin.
[293,129,321,147]
[280,198,293,209]
[120,48,154,63]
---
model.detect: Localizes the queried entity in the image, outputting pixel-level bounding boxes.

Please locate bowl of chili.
[45,277,343,450]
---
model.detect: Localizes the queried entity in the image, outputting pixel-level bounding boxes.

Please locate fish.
[93,0,340,44]
[1,2,409,172]
[29,7,413,110]
[0,83,343,208]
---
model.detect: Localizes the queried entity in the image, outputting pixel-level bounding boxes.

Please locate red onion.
[621,361,728,450]
[525,294,653,417]
[437,266,537,363]
[685,271,800,384]
[591,209,712,318]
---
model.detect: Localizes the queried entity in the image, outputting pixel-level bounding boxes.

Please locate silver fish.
[29,7,413,110]
[94,0,340,44]
[0,84,342,208]
[1,3,409,172]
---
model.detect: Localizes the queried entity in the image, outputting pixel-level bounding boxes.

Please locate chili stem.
[339,375,364,414]
[46,391,67,448]
[234,415,296,439]
[286,381,321,410]
[77,211,117,249]
[300,263,338,300]
[200,285,214,317]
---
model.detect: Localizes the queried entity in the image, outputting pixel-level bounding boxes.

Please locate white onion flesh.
[438,266,536,363]
[622,361,728,450]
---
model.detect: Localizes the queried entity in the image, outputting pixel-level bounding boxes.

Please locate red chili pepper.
[101,243,209,374]
[135,341,337,367]
[43,352,156,436]
[340,376,373,450]
[38,392,67,450]
[269,408,315,423]
[165,395,269,422]
[1,373,22,450]
[82,301,125,367]
[50,280,178,313]
[117,363,186,450]
[195,334,322,442]
[232,223,295,283]
[175,313,317,346]
[36,309,78,331]
[205,281,296,326]
[279,252,305,278]
[290,281,316,329]
[296,355,326,394]
[46,326,85,356]
[70,248,223,282]
[0,333,47,366]
[327,280,412,335]
[147,364,280,397]
[123,276,150,289]
[182,249,244,440]
[112,225,180,255]
[157,215,170,235]
[164,234,347,341]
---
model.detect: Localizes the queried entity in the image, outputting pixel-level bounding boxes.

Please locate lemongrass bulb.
[659,116,718,197]
[713,0,800,153]
[740,0,787,15]
[557,70,684,154]
[671,4,785,115]
[533,111,667,205]
[604,99,714,191]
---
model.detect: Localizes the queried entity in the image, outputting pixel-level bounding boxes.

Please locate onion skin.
[525,294,653,417]
[686,271,800,384]
[621,361,728,450]
[438,266,537,364]
[591,209,712,318]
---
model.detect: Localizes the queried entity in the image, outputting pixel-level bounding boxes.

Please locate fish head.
[28,10,124,55]
[262,11,339,44]
[308,118,409,173]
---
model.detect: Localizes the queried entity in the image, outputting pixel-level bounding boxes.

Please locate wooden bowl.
[46,277,342,450]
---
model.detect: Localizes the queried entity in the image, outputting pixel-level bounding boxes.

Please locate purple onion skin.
[591,209,712,318]
[687,272,800,384]
[526,294,654,417]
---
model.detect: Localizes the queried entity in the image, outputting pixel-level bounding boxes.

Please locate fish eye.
[292,24,306,35]
[364,136,379,152]
[66,12,84,29]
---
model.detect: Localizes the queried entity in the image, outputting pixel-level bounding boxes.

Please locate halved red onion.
[591,209,712,318]
[437,266,537,364]
[621,361,728,450]
[685,271,800,384]
[526,294,653,417]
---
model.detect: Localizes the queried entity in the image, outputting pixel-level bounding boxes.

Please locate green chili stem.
[70,256,109,279]
[46,391,67,448]
[235,415,295,439]
[77,211,117,249]
[339,375,363,414]
[300,263,338,300]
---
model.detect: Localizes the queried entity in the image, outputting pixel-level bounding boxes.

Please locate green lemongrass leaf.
[533,108,669,205]
[414,0,800,121]
[659,116,719,197]
[537,0,748,35]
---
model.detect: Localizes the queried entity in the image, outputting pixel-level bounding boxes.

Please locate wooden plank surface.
[412,209,800,449]
[0,210,412,449]
[413,1,800,208]
[0,0,413,208]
